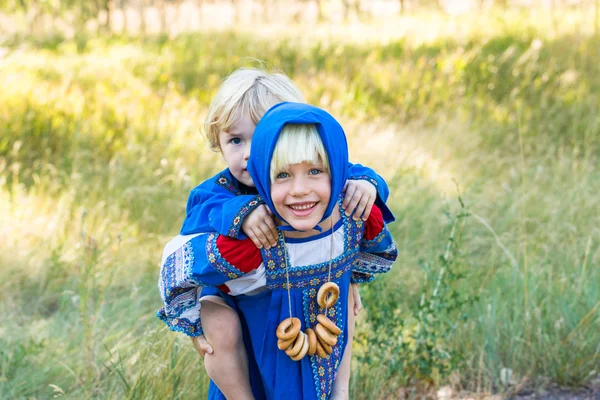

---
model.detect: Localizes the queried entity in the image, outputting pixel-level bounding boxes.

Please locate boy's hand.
[342,180,377,221]
[242,204,278,249]
[351,284,363,316]
[191,335,213,359]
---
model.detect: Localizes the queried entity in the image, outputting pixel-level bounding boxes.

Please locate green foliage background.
[1,9,599,399]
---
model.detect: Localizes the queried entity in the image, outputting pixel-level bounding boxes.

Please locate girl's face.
[270,160,331,234]
[218,112,255,187]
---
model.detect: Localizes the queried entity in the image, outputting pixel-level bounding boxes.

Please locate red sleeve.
[363,204,384,241]
[216,236,262,273]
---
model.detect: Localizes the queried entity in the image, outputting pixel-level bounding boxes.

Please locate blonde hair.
[270,124,330,183]
[204,68,305,151]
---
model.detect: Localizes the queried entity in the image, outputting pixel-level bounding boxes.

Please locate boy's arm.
[208,195,264,239]
[157,233,263,336]
[181,179,264,239]
[346,162,395,224]
[351,204,398,284]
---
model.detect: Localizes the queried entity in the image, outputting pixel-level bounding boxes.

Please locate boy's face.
[270,160,331,233]
[218,113,255,187]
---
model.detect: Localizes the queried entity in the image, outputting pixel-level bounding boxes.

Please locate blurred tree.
[315,0,323,21]
[399,0,407,14]
[294,0,323,21]
[100,0,112,32]
[153,0,184,34]
[0,0,24,13]
[594,0,600,37]
[195,0,203,30]
[136,0,147,36]
[260,0,269,22]
[173,0,184,30]
[407,0,443,12]
[4,0,38,34]
[114,0,129,33]
[156,0,167,33]
[76,0,102,31]
[23,0,62,35]
[341,0,362,20]
[27,0,42,35]
[230,0,239,23]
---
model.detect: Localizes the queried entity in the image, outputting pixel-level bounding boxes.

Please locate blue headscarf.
[247,102,348,229]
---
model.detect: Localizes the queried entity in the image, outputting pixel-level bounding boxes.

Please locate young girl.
[158,102,397,399]
[163,68,394,399]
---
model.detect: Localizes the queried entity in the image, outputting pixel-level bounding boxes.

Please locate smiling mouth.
[289,202,317,210]
[287,202,319,216]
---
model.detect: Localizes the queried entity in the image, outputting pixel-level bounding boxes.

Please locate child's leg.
[200,297,255,400]
[330,286,357,400]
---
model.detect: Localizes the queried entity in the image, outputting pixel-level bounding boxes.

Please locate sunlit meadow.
[1,7,599,399]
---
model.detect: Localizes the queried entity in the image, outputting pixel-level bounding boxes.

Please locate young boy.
[160,69,394,399]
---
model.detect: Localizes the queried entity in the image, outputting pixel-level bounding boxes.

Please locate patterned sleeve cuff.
[227,195,265,238]
[361,229,388,250]
[354,242,397,275]
[348,175,378,188]
[158,238,204,337]
[157,307,204,337]
[351,271,375,284]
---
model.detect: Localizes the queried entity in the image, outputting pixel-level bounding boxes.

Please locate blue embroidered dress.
[159,203,396,399]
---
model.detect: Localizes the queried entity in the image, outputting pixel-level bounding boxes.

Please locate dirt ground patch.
[434,379,600,400]
[508,385,600,400]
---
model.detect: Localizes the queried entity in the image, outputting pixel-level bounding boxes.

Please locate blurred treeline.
[2,0,599,36]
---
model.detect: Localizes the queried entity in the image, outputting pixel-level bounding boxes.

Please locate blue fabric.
[247,102,349,229]
[201,256,353,400]
[180,169,260,238]
[235,274,351,400]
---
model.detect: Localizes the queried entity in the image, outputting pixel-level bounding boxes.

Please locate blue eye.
[276,172,289,179]
[309,168,322,175]
[230,137,242,145]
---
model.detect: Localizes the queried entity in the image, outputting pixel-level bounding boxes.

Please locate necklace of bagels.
[276,217,343,361]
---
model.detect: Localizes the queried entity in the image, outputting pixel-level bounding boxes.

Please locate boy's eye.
[230,137,242,145]
[309,168,323,175]
[276,172,290,179]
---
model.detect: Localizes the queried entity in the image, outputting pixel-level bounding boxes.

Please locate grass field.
[1,8,599,399]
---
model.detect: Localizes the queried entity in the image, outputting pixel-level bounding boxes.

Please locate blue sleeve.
[346,162,395,223]
[180,179,264,239]
[351,224,398,284]
[208,195,264,239]
[157,233,257,336]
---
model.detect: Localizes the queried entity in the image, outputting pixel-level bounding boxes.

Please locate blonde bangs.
[270,124,330,183]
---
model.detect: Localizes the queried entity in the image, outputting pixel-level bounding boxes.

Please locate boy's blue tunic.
[158,103,398,399]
